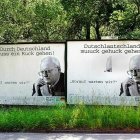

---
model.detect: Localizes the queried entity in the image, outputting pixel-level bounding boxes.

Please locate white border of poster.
[0,43,65,105]
[67,40,140,106]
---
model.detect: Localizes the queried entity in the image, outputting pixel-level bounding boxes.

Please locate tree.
[31,0,67,42]
[110,0,140,39]
[1,0,140,42]
[0,0,33,43]
[61,0,114,40]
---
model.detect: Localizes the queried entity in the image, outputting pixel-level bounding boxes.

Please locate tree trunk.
[86,22,90,39]
[95,20,101,40]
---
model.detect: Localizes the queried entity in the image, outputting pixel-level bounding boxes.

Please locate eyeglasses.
[127,69,140,76]
[38,67,58,76]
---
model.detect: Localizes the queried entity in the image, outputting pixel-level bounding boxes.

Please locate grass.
[0,104,140,131]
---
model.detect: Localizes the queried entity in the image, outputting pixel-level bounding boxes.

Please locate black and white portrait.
[32,56,65,96]
[120,55,140,96]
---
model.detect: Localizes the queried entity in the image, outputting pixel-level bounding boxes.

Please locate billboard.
[0,43,65,105]
[67,41,140,106]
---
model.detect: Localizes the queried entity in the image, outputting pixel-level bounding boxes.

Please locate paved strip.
[0,133,140,140]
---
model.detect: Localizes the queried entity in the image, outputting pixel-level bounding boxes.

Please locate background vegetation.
[0,105,140,131]
[0,0,140,43]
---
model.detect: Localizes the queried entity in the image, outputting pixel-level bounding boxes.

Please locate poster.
[67,41,140,106]
[0,43,65,105]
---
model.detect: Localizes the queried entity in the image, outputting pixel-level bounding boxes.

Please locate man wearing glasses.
[32,56,64,96]
[120,55,140,96]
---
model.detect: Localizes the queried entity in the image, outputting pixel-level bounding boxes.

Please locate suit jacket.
[32,73,65,96]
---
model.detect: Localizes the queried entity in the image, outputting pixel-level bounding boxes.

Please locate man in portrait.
[32,56,65,96]
[120,55,140,96]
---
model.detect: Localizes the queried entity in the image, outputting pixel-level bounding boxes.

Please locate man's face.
[130,69,140,82]
[40,61,60,85]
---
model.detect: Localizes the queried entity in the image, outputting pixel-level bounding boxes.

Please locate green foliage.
[0,0,33,43]
[109,0,140,38]
[31,0,67,42]
[0,0,140,42]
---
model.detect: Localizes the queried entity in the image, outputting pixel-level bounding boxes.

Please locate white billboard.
[0,43,65,105]
[67,41,140,106]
